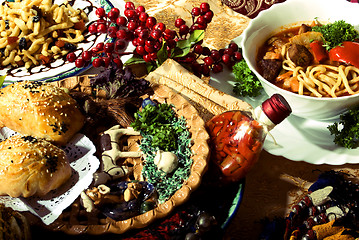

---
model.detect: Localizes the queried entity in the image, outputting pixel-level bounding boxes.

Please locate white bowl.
[240,0,359,120]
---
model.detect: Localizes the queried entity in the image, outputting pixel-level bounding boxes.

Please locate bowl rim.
[240,0,359,102]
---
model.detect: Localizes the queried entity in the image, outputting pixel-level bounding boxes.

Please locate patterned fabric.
[222,0,358,18]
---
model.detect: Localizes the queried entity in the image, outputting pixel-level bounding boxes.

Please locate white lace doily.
[0,127,100,225]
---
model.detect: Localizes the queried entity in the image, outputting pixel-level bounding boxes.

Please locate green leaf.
[124,55,146,66]
[0,75,6,88]
[188,29,205,44]
[172,30,205,58]
[156,41,169,66]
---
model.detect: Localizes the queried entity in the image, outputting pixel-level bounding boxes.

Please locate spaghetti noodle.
[277,43,359,98]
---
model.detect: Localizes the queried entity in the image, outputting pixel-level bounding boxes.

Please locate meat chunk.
[288,44,313,68]
[258,59,282,82]
[298,24,312,34]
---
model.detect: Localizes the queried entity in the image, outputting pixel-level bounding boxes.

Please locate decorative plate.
[0,0,121,86]
[30,75,211,235]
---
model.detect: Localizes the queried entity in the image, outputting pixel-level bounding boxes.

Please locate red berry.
[91,47,99,55]
[153,41,162,50]
[203,56,214,66]
[202,64,210,76]
[145,44,155,53]
[66,52,76,62]
[149,52,157,60]
[153,23,166,32]
[125,1,135,9]
[139,12,148,22]
[136,5,145,13]
[136,45,146,55]
[163,29,175,40]
[210,50,221,61]
[212,63,223,73]
[145,39,154,48]
[224,48,234,56]
[104,42,114,53]
[146,17,157,29]
[116,29,128,39]
[193,44,203,54]
[167,39,176,49]
[175,18,185,28]
[137,37,145,46]
[184,52,196,63]
[116,16,127,26]
[200,3,210,12]
[124,9,136,19]
[139,29,150,39]
[192,7,201,16]
[196,16,206,25]
[150,29,162,40]
[107,26,118,38]
[92,58,102,67]
[97,23,107,33]
[179,24,189,35]
[110,7,119,15]
[102,57,111,67]
[234,51,242,61]
[96,42,104,50]
[197,23,207,30]
[75,58,85,68]
[108,10,119,21]
[81,51,92,61]
[229,42,239,52]
[115,39,126,50]
[202,47,211,56]
[221,53,231,65]
[132,38,138,46]
[204,10,214,23]
[95,8,106,18]
[88,23,97,34]
[143,54,151,62]
[127,20,138,31]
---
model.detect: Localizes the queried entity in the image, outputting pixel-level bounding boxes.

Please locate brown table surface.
[222,150,359,239]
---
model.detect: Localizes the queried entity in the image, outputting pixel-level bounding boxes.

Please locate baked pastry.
[0,81,85,145]
[0,134,72,198]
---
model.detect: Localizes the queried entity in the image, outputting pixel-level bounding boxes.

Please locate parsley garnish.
[232,59,263,97]
[328,107,359,149]
[312,20,359,50]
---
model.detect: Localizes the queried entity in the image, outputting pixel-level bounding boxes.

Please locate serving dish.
[210,68,359,165]
[240,0,359,120]
[0,0,122,86]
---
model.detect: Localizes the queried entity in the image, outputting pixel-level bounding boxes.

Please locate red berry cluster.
[66,2,243,78]
[176,42,242,77]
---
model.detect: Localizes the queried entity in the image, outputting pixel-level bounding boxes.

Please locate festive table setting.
[0,0,359,239]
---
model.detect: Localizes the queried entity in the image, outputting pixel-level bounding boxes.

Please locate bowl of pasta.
[240,0,359,120]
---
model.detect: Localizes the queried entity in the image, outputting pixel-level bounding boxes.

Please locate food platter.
[210,68,359,165]
[0,0,124,85]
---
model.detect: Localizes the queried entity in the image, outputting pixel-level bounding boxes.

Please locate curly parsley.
[232,59,263,97]
[131,102,192,203]
[328,107,359,149]
[312,20,359,50]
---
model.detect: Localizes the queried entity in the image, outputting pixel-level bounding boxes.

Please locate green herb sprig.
[131,103,184,151]
[328,107,359,149]
[232,59,263,97]
[312,20,359,50]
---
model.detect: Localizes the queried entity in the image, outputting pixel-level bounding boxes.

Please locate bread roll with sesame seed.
[0,134,71,198]
[0,81,85,145]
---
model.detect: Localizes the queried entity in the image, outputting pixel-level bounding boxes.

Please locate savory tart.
[39,74,211,235]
